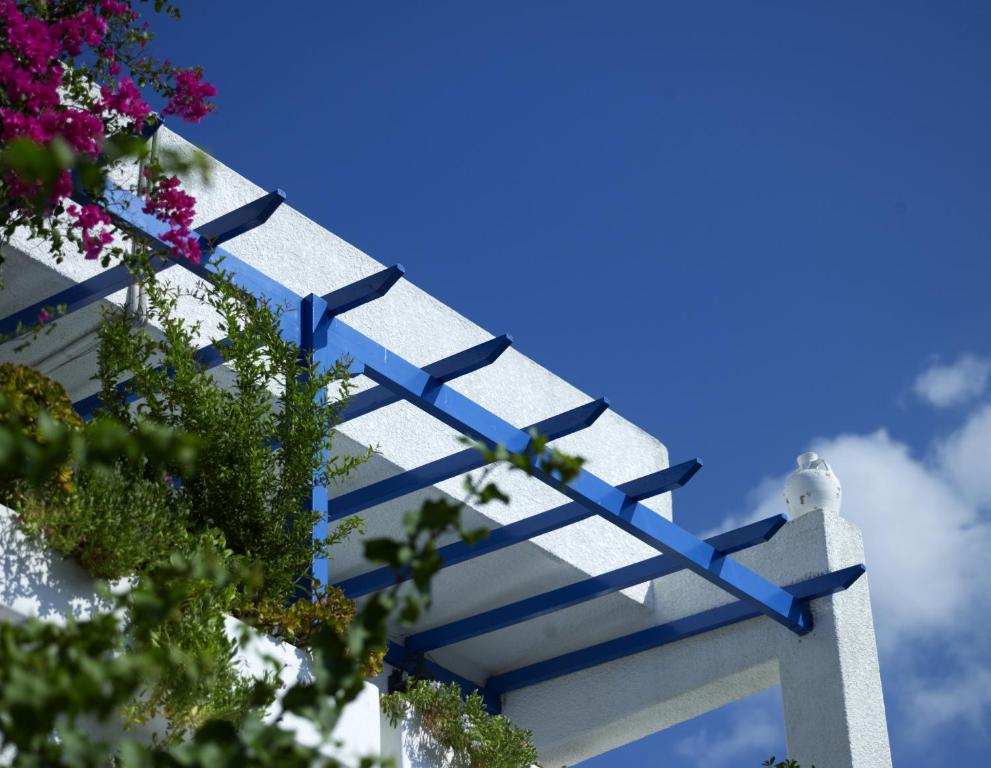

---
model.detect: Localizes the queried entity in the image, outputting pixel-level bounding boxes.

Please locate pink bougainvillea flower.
[163,68,216,123]
[143,173,202,263]
[101,77,151,125]
[67,203,114,260]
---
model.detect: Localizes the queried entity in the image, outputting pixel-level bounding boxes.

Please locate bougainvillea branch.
[0,0,215,269]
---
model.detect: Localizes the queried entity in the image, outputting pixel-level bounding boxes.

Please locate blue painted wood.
[335,459,703,598]
[196,189,286,248]
[326,398,609,522]
[300,294,330,594]
[318,315,812,633]
[486,564,865,695]
[339,335,513,423]
[82,179,818,635]
[320,265,405,318]
[405,514,788,653]
[0,264,134,340]
[385,641,501,714]
[2,190,290,343]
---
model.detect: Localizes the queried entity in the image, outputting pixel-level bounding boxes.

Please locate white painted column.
[777,454,892,768]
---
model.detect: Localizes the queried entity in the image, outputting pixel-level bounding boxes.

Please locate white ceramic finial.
[783,452,842,518]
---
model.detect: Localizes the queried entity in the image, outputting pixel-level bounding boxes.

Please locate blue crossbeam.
[319,314,812,633]
[340,335,513,424]
[405,514,787,653]
[91,181,816,635]
[196,189,286,249]
[320,265,405,318]
[385,641,501,714]
[0,264,133,340]
[336,458,702,598]
[327,398,610,522]
[486,564,866,695]
[2,191,289,343]
[95,186,303,328]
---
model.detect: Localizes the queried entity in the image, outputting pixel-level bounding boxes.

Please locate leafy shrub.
[381,678,540,768]
[95,268,369,604]
[0,362,82,500]
[120,536,273,741]
[15,464,192,580]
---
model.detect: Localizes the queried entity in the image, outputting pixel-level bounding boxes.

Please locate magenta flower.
[143,174,202,263]
[67,203,114,260]
[101,77,151,125]
[163,68,216,124]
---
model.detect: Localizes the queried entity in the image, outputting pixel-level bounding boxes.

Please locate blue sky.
[151,3,991,765]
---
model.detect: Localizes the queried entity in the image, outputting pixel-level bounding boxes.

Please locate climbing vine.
[381,679,540,768]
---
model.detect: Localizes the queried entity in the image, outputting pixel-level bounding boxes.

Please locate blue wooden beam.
[384,641,501,714]
[486,564,866,695]
[196,189,287,249]
[320,265,405,318]
[327,398,609,522]
[2,190,290,343]
[405,514,788,653]
[319,314,812,633]
[301,294,331,594]
[340,335,514,423]
[91,180,815,635]
[336,459,703,598]
[94,185,303,329]
[0,264,134,340]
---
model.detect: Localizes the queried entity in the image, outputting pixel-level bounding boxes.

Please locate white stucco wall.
[0,505,382,763]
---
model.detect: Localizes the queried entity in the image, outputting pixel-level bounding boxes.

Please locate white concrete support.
[778,552,892,767]
[502,508,892,767]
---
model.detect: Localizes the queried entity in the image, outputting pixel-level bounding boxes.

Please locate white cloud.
[936,402,991,509]
[913,355,990,408]
[713,395,991,741]
[906,668,991,733]
[674,695,780,767]
[807,427,990,649]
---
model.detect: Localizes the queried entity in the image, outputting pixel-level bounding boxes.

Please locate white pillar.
[778,574,892,767]
[777,454,892,768]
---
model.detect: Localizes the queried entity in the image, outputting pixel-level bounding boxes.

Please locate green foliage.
[94,267,369,604]
[763,758,813,768]
[0,362,83,499]
[119,536,271,742]
[15,464,192,580]
[0,371,572,764]
[381,679,540,768]
[0,397,198,498]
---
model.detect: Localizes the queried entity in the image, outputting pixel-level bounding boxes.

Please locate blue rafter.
[327,397,610,522]
[196,189,287,249]
[486,564,866,695]
[0,263,135,340]
[336,458,702,598]
[320,265,405,319]
[316,313,813,634]
[405,514,787,653]
[75,182,819,641]
[340,335,513,423]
